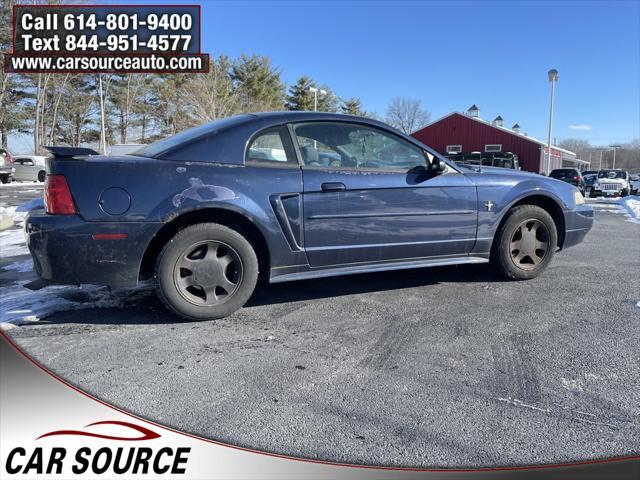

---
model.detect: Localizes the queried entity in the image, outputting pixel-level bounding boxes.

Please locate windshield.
[133,115,252,158]
[597,170,626,179]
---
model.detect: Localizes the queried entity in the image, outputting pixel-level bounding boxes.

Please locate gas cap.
[99,187,131,216]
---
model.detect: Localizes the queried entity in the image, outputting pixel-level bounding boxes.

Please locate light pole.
[306,86,327,112]
[307,86,327,148]
[545,69,559,175]
[599,150,603,170]
[609,145,621,169]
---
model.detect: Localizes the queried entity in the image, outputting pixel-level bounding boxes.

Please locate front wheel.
[0,175,9,184]
[155,223,259,320]
[491,205,557,280]
[621,188,629,197]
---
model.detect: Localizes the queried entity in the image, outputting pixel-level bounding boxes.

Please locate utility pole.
[545,69,559,175]
[610,145,621,169]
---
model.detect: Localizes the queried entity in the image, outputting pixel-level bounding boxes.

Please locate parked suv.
[0,148,15,184]
[445,151,520,170]
[591,170,631,197]
[549,168,585,196]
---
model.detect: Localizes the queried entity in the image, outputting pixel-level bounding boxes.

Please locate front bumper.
[593,184,626,195]
[26,210,161,287]
[562,204,594,249]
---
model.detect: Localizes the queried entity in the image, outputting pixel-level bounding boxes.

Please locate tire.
[491,205,557,280]
[0,175,8,184]
[589,189,598,198]
[37,170,46,182]
[621,188,629,197]
[155,223,258,320]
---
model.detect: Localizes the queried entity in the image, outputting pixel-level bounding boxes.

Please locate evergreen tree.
[341,97,363,116]
[231,54,285,112]
[316,85,340,113]
[286,76,316,111]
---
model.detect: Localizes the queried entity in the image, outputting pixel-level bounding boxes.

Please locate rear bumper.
[26,210,161,287]
[562,204,594,249]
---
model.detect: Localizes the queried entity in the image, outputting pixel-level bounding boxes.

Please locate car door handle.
[321,182,346,192]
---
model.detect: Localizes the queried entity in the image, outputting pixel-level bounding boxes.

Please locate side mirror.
[429,156,446,172]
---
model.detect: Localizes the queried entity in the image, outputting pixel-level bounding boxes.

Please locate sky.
[9,0,640,153]
[199,0,639,146]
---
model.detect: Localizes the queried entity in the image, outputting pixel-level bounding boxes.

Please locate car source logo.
[4,420,191,475]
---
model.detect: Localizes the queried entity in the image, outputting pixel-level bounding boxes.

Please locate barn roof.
[413,112,576,157]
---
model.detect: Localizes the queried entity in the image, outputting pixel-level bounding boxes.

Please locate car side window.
[246,126,297,166]
[17,158,34,166]
[292,122,427,171]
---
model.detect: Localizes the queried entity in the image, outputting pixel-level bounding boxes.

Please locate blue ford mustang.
[26,112,594,319]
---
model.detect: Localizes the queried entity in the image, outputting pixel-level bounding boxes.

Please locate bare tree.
[182,56,242,123]
[558,138,592,159]
[110,74,145,143]
[56,75,96,147]
[385,97,431,134]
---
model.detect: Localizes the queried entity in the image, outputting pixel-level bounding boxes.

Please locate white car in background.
[12,155,48,182]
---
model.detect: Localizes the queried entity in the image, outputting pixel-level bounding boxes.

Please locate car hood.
[597,177,626,183]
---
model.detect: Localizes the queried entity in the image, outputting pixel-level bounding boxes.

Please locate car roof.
[250,111,377,123]
[246,111,412,135]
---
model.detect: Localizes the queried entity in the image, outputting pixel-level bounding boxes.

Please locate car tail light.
[44,175,77,215]
[574,176,580,180]
[5,152,15,164]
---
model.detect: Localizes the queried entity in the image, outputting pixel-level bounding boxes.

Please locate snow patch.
[0,281,153,329]
[0,228,28,258]
[3,259,33,272]
[617,195,640,224]
[0,181,43,188]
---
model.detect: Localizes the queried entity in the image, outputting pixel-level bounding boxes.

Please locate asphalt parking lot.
[2,184,639,468]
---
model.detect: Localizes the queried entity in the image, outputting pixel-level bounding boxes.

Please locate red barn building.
[412,105,581,173]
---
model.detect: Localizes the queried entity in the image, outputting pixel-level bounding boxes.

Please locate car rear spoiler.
[44,146,99,159]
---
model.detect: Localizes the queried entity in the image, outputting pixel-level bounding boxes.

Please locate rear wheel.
[491,205,557,280]
[155,223,259,320]
[37,170,46,182]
